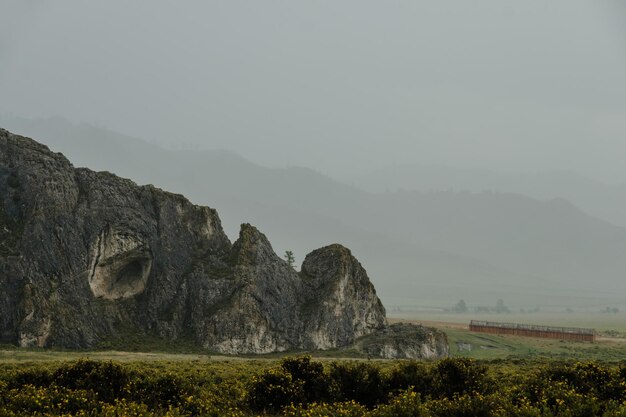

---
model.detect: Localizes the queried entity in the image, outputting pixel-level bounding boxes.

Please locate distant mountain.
[3,116,625,308]
[347,164,626,228]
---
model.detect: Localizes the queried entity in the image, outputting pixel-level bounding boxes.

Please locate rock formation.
[0,128,447,358]
[0,128,388,353]
[354,323,449,359]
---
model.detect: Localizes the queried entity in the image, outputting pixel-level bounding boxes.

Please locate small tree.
[493,299,510,314]
[284,250,295,269]
[453,299,468,313]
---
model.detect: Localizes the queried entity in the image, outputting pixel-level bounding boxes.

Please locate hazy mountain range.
[348,165,626,229]
[2,116,625,309]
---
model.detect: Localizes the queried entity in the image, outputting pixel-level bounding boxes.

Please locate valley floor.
[388,313,626,361]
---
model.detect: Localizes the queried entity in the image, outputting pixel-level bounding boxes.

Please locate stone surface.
[0,128,388,353]
[88,225,153,300]
[354,323,449,359]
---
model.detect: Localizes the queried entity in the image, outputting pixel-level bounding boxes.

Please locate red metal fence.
[469,320,595,342]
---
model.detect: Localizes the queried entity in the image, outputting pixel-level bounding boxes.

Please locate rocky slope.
[0,128,393,354]
[355,323,449,359]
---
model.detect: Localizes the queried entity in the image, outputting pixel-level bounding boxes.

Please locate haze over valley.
[2,0,626,312]
[4,4,626,417]
[3,116,625,312]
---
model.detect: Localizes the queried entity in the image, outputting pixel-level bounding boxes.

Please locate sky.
[1,1,626,181]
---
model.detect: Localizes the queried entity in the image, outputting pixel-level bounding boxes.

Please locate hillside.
[3,117,626,309]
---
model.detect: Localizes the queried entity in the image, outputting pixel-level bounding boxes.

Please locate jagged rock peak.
[231,223,281,266]
[302,243,374,287]
[299,243,387,349]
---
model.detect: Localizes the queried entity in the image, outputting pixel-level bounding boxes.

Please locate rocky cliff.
[0,128,447,358]
[0,128,389,353]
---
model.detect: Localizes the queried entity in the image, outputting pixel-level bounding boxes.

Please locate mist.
[2,1,626,311]
[2,1,626,181]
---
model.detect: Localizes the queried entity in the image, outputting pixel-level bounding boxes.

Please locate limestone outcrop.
[354,323,449,359]
[0,128,389,353]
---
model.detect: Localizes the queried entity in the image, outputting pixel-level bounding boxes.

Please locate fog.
[2,1,626,181]
[2,1,626,310]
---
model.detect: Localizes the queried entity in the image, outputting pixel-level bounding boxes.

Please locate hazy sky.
[1,1,626,180]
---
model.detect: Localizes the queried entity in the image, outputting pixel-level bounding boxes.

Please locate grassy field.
[387,312,626,361]
[389,311,626,333]
[0,349,219,363]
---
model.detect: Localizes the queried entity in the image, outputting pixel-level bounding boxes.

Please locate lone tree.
[453,299,468,313]
[284,250,295,269]
[494,299,510,314]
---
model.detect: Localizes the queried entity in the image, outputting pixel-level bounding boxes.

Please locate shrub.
[328,362,388,408]
[537,380,603,417]
[534,361,626,404]
[53,359,131,403]
[5,367,53,389]
[432,358,489,398]
[0,380,6,411]
[370,390,428,417]
[98,399,153,417]
[2,384,99,415]
[387,361,433,397]
[426,393,506,417]
[247,367,304,413]
[128,373,195,409]
[282,400,367,417]
[280,355,329,403]
[604,403,626,417]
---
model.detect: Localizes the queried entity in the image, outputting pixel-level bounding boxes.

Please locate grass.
[390,311,626,334]
[443,326,626,361]
[388,312,626,361]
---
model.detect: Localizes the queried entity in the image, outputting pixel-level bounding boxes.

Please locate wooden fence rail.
[469,320,595,342]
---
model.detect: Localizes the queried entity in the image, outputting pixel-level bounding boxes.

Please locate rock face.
[355,323,449,359]
[0,128,388,353]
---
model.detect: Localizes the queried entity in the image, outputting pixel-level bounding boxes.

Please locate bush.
[328,362,388,408]
[53,359,131,403]
[604,403,626,417]
[427,393,506,417]
[282,400,367,417]
[432,358,489,398]
[370,390,428,417]
[536,380,603,417]
[0,380,6,411]
[247,367,304,413]
[387,360,433,397]
[128,373,195,409]
[98,399,153,417]
[280,355,329,403]
[5,367,53,389]
[532,361,626,404]
[2,384,99,415]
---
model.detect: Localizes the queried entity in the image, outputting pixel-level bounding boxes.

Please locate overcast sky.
[1,1,626,181]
